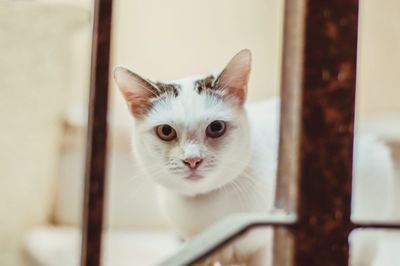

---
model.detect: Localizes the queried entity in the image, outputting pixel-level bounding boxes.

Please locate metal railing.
[80,0,112,265]
[80,0,400,265]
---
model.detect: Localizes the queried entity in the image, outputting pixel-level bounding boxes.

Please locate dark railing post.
[80,0,113,266]
[292,1,359,265]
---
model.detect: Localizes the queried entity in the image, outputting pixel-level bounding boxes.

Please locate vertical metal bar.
[293,1,359,265]
[273,0,306,264]
[80,0,113,266]
[275,0,305,214]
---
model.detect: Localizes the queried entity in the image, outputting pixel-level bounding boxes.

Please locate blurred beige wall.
[60,0,400,114]
[110,0,284,107]
[110,0,400,116]
[0,2,90,266]
[357,0,400,114]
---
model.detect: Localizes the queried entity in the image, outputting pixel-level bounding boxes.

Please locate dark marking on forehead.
[134,82,180,118]
[195,75,217,94]
[154,82,181,97]
[147,82,181,98]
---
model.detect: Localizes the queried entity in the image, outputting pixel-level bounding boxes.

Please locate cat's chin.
[157,177,222,197]
[184,173,203,181]
[175,176,239,197]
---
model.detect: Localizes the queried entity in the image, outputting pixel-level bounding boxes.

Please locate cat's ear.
[215,49,252,105]
[113,67,157,118]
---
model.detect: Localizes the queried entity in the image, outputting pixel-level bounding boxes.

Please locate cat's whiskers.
[210,155,271,209]
[238,180,259,212]
[229,181,241,209]
[143,166,167,180]
[231,179,248,211]
[236,180,251,211]
[169,166,183,171]
[240,173,271,208]
[218,158,248,172]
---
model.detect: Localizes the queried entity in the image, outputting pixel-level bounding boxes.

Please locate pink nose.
[183,157,203,169]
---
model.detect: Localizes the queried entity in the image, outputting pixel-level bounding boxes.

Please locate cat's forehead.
[169,71,220,85]
[167,72,219,92]
[145,74,234,128]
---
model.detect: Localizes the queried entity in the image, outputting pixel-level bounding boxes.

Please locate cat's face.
[114,50,252,196]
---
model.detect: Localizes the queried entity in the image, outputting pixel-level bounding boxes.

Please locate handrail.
[159,213,297,266]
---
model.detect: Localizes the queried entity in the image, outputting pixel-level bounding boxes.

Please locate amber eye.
[155,125,177,141]
[206,120,226,138]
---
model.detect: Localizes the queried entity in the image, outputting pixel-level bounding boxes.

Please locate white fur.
[118,71,398,265]
[131,77,251,198]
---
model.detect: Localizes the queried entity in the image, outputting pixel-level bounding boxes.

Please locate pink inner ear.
[124,90,153,118]
[216,50,251,105]
[114,67,157,118]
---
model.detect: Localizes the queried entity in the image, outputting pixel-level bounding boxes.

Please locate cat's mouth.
[184,173,203,181]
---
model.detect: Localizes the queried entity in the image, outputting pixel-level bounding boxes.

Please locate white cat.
[114,50,398,265]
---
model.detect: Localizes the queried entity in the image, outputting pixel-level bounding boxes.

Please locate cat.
[114,49,398,265]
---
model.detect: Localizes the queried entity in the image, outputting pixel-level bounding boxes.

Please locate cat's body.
[157,99,398,266]
[114,50,398,265]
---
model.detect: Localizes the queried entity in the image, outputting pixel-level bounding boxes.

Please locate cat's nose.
[183,157,203,169]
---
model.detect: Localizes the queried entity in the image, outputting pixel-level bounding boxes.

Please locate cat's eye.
[206,120,226,138]
[156,124,177,141]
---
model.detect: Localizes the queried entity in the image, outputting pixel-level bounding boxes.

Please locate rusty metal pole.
[292,1,359,265]
[80,0,113,266]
